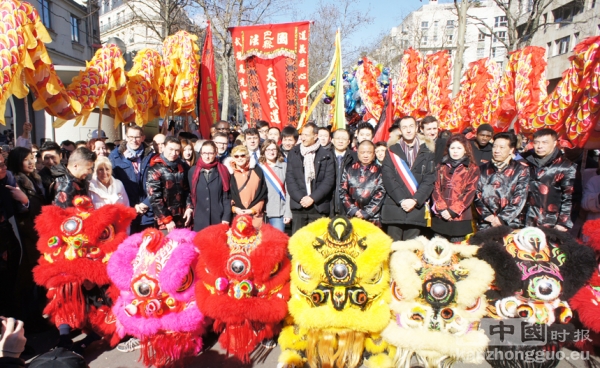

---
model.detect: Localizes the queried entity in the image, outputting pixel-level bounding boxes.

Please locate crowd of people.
[0,114,597,364]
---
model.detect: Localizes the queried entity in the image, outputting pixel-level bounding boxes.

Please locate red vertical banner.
[199,21,219,138]
[229,22,310,127]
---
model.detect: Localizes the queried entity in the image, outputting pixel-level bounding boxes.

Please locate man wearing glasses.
[245,128,261,168]
[109,125,155,232]
[256,120,270,144]
[213,132,230,163]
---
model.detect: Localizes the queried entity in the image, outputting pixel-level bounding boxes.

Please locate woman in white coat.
[89,156,130,208]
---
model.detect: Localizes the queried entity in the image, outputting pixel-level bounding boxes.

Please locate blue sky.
[282,0,430,50]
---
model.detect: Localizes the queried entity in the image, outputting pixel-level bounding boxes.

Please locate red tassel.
[44,281,86,329]
[140,332,203,368]
[218,320,278,363]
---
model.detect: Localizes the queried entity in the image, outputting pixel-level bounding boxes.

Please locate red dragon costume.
[33,196,136,346]
[194,215,290,363]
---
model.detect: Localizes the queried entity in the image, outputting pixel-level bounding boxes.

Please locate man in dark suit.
[286,122,336,234]
[331,128,356,215]
[381,116,436,241]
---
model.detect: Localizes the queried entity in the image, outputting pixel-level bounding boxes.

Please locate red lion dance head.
[194,215,290,363]
[569,219,600,352]
[33,196,136,346]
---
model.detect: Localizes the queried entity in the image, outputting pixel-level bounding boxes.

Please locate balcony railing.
[100,13,138,33]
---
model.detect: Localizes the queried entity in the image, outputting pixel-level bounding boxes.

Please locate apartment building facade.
[374,0,508,75]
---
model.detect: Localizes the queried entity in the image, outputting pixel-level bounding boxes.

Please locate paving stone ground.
[22,329,599,368]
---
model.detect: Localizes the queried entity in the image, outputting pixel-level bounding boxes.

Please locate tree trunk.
[220,56,230,121]
[452,0,469,96]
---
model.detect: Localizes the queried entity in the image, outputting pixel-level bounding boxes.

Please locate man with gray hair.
[286,122,336,233]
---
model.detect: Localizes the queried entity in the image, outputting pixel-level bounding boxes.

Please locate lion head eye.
[61,217,82,235]
[297,264,311,281]
[99,225,114,242]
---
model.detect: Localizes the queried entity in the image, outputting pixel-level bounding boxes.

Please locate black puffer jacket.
[146,155,191,228]
[474,159,530,230]
[381,142,436,226]
[49,164,89,209]
[14,172,45,266]
[522,149,576,229]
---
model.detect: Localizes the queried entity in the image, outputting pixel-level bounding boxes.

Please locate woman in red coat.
[431,134,480,242]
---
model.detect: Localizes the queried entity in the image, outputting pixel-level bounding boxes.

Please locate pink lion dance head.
[108,228,207,368]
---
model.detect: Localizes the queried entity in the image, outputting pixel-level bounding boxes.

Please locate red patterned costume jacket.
[474,159,530,230]
[432,157,480,222]
[522,149,576,229]
[33,196,136,346]
[194,215,290,363]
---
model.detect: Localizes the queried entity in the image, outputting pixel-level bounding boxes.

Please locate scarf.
[124,145,144,161]
[445,156,469,174]
[300,141,320,195]
[230,160,250,173]
[532,148,557,168]
[492,157,511,172]
[191,158,230,208]
[399,137,420,168]
[160,154,180,170]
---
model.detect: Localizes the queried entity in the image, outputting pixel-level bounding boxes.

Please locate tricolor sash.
[260,163,286,201]
[390,152,418,196]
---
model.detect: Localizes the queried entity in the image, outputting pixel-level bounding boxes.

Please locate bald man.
[153,134,166,154]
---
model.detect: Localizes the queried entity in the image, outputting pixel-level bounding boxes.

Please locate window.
[491,47,505,58]
[70,15,79,43]
[448,34,454,42]
[494,31,507,42]
[446,20,455,28]
[421,21,429,29]
[478,32,486,41]
[434,20,439,27]
[553,3,583,26]
[433,35,438,42]
[39,0,51,28]
[546,42,551,57]
[592,0,596,8]
[574,32,580,44]
[477,47,485,58]
[421,36,428,45]
[494,16,508,27]
[556,36,570,55]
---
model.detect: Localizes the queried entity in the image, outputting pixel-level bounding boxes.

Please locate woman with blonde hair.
[229,145,267,228]
[89,156,129,208]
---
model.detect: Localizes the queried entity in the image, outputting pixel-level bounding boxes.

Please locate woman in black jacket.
[6,147,47,326]
[7,147,46,267]
[188,141,232,231]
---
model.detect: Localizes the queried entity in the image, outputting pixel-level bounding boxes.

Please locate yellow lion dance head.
[278,216,394,368]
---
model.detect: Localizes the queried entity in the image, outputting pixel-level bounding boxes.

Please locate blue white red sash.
[390,152,418,196]
[260,163,286,201]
